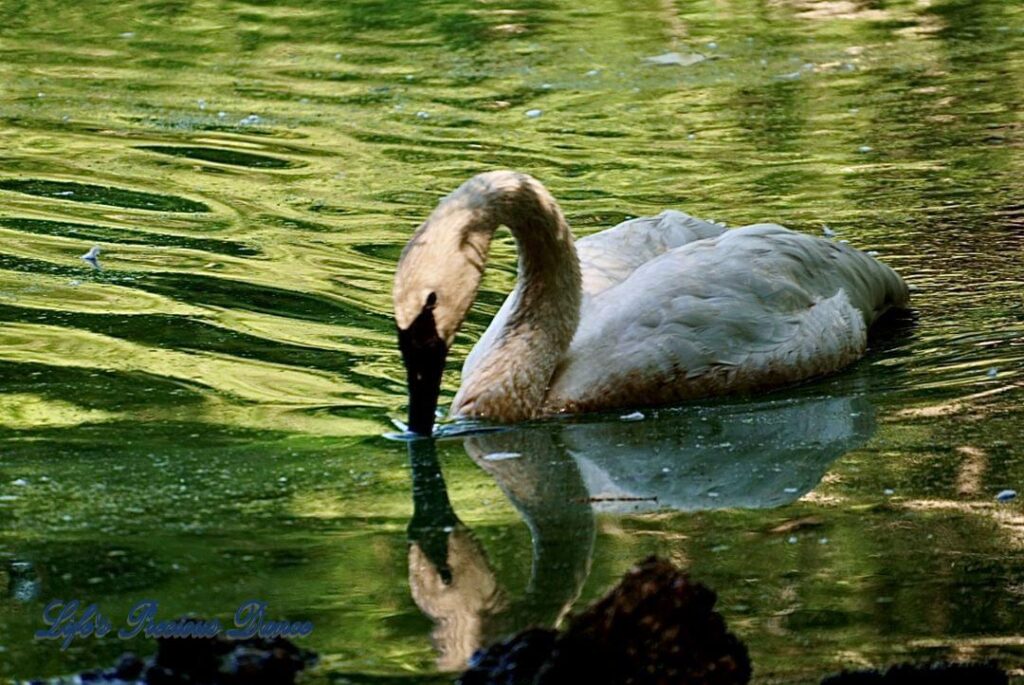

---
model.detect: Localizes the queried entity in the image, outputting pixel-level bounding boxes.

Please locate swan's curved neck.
[449,172,581,421]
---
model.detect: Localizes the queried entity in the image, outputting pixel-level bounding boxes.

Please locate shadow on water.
[405,391,876,670]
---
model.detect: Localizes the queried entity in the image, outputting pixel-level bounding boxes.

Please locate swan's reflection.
[406,393,876,670]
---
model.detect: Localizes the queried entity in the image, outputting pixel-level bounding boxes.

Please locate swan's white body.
[393,171,909,425]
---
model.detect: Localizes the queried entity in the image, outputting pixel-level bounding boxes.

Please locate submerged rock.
[459,556,751,685]
[24,631,316,685]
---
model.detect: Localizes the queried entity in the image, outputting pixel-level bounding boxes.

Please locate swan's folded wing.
[544,225,908,412]
[461,210,725,380]
[576,210,726,296]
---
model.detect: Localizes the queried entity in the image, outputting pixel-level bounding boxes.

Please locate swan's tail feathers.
[865,256,911,325]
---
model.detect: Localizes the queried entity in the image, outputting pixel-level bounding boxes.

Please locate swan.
[393,170,909,434]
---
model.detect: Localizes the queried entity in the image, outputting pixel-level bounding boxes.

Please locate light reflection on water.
[0,0,1023,681]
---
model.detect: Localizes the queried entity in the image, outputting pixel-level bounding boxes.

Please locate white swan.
[393,171,909,434]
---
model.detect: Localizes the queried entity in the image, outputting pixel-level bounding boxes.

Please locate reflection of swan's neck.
[451,172,582,421]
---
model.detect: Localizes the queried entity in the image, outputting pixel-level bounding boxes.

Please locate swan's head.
[393,197,494,435]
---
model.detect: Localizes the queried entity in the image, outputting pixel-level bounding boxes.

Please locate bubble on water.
[483,452,522,462]
[987,368,999,378]
[822,225,836,237]
[687,133,696,140]
[525,109,542,118]
[416,111,430,119]
[867,250,880,257]
[620,411,645,421]
[788,536,798,544]
[707,42,718,49]
[81,247,102,271]
[585,69,600,77]
[120,32,135,39]
[644,52,706,67]
[197,98,207,110]
[996,489,1017,502]
[858,145,873,153]
[883,488,895,496]
[783,487,798,494]
[239,114,261,126]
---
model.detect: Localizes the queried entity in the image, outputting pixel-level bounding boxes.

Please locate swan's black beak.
[397,306,448,436]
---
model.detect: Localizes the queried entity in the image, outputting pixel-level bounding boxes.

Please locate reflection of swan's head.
[408,526,507,672]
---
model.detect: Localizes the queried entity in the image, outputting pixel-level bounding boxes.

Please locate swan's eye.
[425,292,437,309]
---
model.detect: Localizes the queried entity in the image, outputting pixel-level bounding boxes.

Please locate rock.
[459,556,751,685]
[21,628,316,684]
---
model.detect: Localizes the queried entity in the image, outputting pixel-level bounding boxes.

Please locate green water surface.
[1,0,1023,682]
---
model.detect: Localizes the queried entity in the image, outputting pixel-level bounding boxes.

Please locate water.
[1,0,1023,681]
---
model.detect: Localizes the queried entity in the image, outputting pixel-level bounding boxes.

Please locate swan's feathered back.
[542,224,908,413]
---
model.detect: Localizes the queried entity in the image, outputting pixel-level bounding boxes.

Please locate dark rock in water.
[820,661,1008,684]
[21,629,316,684]
[459,556,751,685]
[461,629,560,685]
[114,654,146,681]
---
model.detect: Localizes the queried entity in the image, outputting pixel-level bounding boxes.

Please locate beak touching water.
[397,304,448,436]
